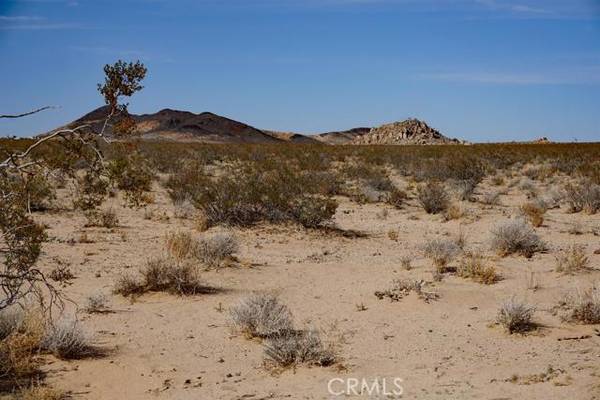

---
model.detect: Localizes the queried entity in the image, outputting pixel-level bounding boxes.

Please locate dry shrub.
[555,245,589,274]
[194,232,238,268]
[263,328,336,368]
[520,201,546,227]
[480,189,503,206]
[417,181,449,214]
[0,309,45,380]
[561,283,600,324]
[173,199,196,219]
[84,208,119,228]
[400,254,412,270]
[165,231,194,261]
[41,318,95,360]
[230,293,294,339]
[444,202,465,221]
[141,257,207,296]
[564,181,600,214]
[423,238,460,271]
[518,178,538,198]
[385,187,408,209]
[84,293,110,314]
[490,219,545,258]
[457,253,499,284]
[497,298,536,334]
[112,273,144,297]
[16,385,65,400]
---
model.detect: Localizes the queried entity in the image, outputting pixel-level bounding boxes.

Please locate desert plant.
[564,181,600,214]
[562,283,600,324]
[230,293,294,339]
[194,232,238,268]
[555,245,590,274]
[386,187,407,209]
[444,202,465,221]
[423,238,460,271]
[490,219,545,258]
[374,279,438,303]
[417,181,449,214]
[140,257,207,295]
[41,318,95,359]
[0,310,45,380]
[112,273,144,297]
[16,385,65,400]
[84,208,119,228]
[165,231,194,261]
[457,253,499,284]
[520,201,546,227]
[84,293,110,314]
[263,328,335,368]
[497,298,536,334]
[400,255,412,270]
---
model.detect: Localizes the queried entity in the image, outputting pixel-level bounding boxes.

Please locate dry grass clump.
[165,231,194,261]
[561,283,600,324]
[173,199,196,219]
[555,245,590,274]
[490,219,545,258]
[0,309,44,380]
[374,279,438,303]
[16,385,66,400]
[564,181,600,214]
[457,253,500,284]
[84,208,119,228]
[113,257,212,297]
[385,187,408,209]
[400,254,412,270]
[423,238,460,271]
[230,293,294,339]
[480,189,503,206]
[194,231,238,268]
[84,293,111,314]
[417,181,449,214]
[444,202,465,221]
[520,201,546,227]
[497,298,536,334]
[41,318,95,360]
[263,328,336,368]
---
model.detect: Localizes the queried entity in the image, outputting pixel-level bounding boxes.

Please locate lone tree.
[0,60,147,312]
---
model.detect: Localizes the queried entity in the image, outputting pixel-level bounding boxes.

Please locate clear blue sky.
[1,0,599,142]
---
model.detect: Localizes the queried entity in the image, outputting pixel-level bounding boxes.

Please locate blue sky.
[1,0,599,142]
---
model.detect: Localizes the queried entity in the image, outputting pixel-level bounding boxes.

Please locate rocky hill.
[314,127,371,145]
[59,106,282,144]
[353,119,458,145]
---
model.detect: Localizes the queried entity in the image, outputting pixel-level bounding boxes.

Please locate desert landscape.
[1,82,600,399]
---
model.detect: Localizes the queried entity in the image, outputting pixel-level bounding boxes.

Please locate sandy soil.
[35,178,600,400]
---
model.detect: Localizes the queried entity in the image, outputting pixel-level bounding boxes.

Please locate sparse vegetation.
[457,253,499,284]
[194,231,238,268]
[520,201,546,227]
[263,328,336,368]
[374,279,438,303]
[555,245,590,274]
[561,283,600,324]
[230,293,294,339]
[490,219,545,257]
[423,238,461,271]
[497,298,536,334]
[417,181,449,214]
[41,318,95,359]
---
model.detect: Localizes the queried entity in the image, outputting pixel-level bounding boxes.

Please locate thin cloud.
[0,22,82,30]
[417,68,600,85]
[0,15,45,21]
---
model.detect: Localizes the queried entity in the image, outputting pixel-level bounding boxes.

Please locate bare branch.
[0,105,58,119]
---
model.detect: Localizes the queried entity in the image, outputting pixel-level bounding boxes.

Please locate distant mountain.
[314,127,371,145]
[263,130,322,144]
[58,106,282,144]
[353,119,459,145]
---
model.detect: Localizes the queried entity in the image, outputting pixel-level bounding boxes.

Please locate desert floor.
[36,177,600,400]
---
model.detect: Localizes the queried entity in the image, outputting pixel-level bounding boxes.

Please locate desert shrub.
[0,314,45,381]
[564,181,600,214]
[140,257,207,295]
[457,253,499,284]
[400,255,412,270]
[520,201,546,227]
[443,202,465,221]
[165,231,194,261]
[42,318,95,360]
[230,293,294,339]
[107,151,154,208]
[449,179,477,201]
[194,232,238,268]
[22,174,56,212]
[497,298,536,334]
[417,181,449,214]
[480,189,503,206]
[263,328,335,368]
[112,273,144,297]
[555,245,589,274]
[48,264,74,283]
[518,178,537,198]
[386,187,408,209]
[539,186,564,209]
[84,293,110,314]
[84,208,119,228]
[73,170,110,211]
[170,163,338,228]
[423,238,460,271]
[173,199,196,219]
[0,307,25,341]
[562,283,600,324]
[16,385,65,400]
[490,219,545,257]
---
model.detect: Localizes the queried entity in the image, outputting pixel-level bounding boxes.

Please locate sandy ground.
[34,178,600,400]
